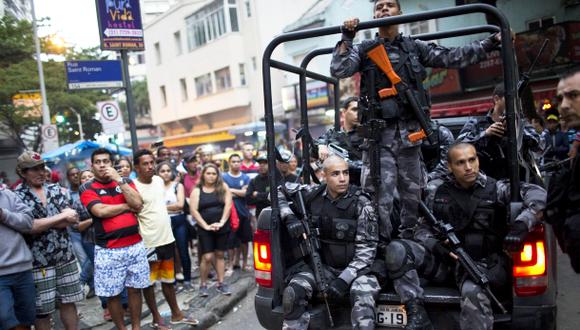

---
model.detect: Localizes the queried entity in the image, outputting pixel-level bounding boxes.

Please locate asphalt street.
[211,247,580,330]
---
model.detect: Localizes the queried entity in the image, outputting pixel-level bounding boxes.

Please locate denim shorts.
[94,241,150,297]
[0,270,36,328]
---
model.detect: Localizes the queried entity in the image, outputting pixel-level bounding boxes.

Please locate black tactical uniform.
[316,127,364,185]
[278,184,379,330]
[385,173,546,330]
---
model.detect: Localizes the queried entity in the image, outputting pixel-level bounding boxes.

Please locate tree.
[0,16,111,150]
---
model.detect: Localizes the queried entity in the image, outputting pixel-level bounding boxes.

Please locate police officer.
[546,67,580,272]
[385,142,546,330]
[278,155,380,330]
[317,97,364,185]
[457,83,544,182]
[421,122,455,183]
[331,0,501,239]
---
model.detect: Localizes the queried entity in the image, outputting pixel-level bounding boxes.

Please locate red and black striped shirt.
[80,179,141,249]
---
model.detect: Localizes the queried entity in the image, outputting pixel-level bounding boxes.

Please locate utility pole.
[120,50,139,154]
[30,0,49,127]
[70,108,84,140]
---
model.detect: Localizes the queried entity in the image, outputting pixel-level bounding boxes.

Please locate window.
[215,67,231,91]
[186,0,235,51]
[137,53,145,64]
[174,31,182,55]
[409,21,429,35]
[239,63,246,86]
[251,56,257,71]
[160,85,167,107]
[244,0,251,17]
[154,42,161,65]
[227,0,239,32]
[180,78,188,101]
[195,73,213,97]
[527,17,555,30]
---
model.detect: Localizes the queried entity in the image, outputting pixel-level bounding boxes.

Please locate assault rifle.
[517,39,549,95]
[418,201,508,314]
[327,143,364,169]
[365,43,435,144]
[283,182,334,327]
[540,157,572,173]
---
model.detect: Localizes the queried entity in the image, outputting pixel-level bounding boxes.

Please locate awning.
[164,131,236,148]
[42,140,132,161]
[431,96,492,118]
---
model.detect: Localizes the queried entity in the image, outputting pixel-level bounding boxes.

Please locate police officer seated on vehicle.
[384,142,546,330]
[316,97,364,185]
[278,155,380,330]
[457,83,544,182]
[546,67,580,273]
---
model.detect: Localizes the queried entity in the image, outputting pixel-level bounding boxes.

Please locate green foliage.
[0,16,116,149]
[132,79,150,116]
[0,16,34,68]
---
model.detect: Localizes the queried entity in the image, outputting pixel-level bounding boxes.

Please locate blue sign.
[65,60,124,90]
[95,0,144,50]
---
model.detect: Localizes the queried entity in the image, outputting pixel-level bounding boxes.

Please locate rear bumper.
[511,304,557,330]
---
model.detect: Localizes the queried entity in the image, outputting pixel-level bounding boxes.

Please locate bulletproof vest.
[421,126,441,172]
[307,185,360,269]
[474,118,510,180]
[432,177,507,260]
[359,36,429,120]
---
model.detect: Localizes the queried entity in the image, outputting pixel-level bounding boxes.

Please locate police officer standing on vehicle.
[278,155,380,330]
[546,67,580,272]
[331,0,501,239]
[385,142,546,330]
[317,97,364,185]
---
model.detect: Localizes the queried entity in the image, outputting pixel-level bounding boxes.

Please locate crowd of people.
[0,139,309,330]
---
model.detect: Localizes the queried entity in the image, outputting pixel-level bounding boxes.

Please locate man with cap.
[13,151,84,330]
[544,114,570,163]
[0,175,35,330]
[182,152,201,199]
[277,149,299,183]
[246,154,271,220]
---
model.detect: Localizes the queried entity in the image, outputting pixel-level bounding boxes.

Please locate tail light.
[253,229,273,288]
[512,224,548,296]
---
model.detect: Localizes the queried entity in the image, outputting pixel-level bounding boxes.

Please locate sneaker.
[86,288,96,299]
[199,285,209,297]
[216,283,232,296]
[183,281,195,292]
[175,272,184,281]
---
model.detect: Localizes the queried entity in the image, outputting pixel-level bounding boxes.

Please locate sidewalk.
[63,269,256,330]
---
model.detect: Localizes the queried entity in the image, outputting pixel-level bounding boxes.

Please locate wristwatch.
[116,178,127,185]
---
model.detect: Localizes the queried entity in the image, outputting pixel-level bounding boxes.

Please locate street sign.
[41,124,59,152]
[65,61,124,90]
[95,0,145,51]
[97,100,126,134]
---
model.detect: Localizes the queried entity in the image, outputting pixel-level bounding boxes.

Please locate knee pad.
[283,283,308,320]
[385,240,415,279]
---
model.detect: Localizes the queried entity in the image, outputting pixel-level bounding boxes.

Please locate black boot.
[405,299,434,330]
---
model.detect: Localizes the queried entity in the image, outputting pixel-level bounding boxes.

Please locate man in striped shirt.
[80,148,149,330]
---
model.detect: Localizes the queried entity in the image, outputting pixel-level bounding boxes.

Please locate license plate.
[376,304,407,327]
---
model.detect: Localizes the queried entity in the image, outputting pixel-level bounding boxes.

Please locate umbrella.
[42,140,132,161]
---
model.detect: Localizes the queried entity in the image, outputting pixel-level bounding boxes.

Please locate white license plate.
[376,304,407,327]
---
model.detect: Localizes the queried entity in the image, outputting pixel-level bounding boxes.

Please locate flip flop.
[150,322,172,330]
[170,316,199,326]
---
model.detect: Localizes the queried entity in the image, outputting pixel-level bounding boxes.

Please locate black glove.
[432,241,454,263]
[481,32,501,52]
[341,26,356,41]
[504,221,529,252]
[285,214,305,238]
[327,278,349,299]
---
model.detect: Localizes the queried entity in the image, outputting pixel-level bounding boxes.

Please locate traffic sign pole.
[121,50,139,154]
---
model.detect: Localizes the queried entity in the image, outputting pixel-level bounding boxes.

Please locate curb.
[179,273,256,329]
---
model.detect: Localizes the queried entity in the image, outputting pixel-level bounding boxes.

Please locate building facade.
[144,0,315,151]
[282,0,580,133]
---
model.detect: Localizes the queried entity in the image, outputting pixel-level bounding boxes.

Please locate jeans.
[69,230,90,285]
[171,213,192,282]
[0,270,36,329]
[81,240,95,289]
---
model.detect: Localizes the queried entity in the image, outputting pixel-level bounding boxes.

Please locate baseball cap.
[256,153,268,162]
[546,114,559,122]
[184,152,198,163]
[276,149,293,163]
[17,151,45,172]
